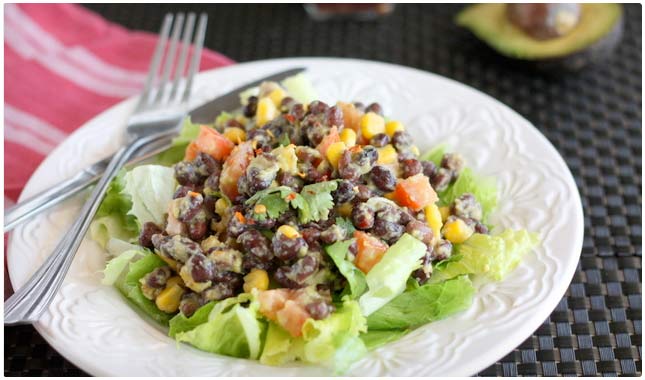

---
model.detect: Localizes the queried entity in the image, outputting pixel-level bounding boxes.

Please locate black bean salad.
[96,76,538,371]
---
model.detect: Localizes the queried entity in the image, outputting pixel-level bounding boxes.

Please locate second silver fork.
[4,12,208,325]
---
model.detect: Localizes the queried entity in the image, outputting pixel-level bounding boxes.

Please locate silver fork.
[4,12,208,325]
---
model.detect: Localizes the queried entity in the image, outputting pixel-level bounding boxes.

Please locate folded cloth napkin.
[4,4,234,298]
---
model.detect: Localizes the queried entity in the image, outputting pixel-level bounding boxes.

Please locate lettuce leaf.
[175,293,266,359]
[113,253,173,326]
[260,299,367,373]
[439,167,498,220]
[325,239,367,298]
[366,275,475,330]
[359,329,409,351]
[359,234,427,316]
[420,144,447,166]
[123,165,177,227]
[155,118,201,165]
[89,169,139,248]
[168,302,216,338]
[281,73,318,105]
[102,249,146,285]
[433,230,539,282]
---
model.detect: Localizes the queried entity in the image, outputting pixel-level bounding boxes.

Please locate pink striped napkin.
[4,3,234,298]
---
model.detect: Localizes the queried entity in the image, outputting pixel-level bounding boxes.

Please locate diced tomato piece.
[258,289,292,321]
[219,141,254,200]
[184,125,235,161]
[393,173,438,211]
[315,126,340,157]
[275,300,311,337]
[354,231,389,274]
[337,101,363,132]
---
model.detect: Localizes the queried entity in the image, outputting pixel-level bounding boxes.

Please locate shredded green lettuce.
[168,302,216,338]
[260,299,367,373]
[155,118,202,165]
[420,144,447,166]
[123,165,177,227]
[102,249,146,286]
[89,169,139,248]
[433,229,539,282]
[359,329,409,351]
[359,234,427,316]
[281,73,318,105]
[325,239,367,299]
[175,295,267,360]
[366,275,475,330]
[113,253,173,326]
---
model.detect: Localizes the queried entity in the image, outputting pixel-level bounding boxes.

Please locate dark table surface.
[5,4,642,377]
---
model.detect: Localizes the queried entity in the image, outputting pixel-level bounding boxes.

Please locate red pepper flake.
[285,114,295,123]
[285,192,297,201]
[234,211,246,224]
[255,148,264,156]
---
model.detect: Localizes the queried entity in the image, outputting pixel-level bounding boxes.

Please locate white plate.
[7,58,584,376]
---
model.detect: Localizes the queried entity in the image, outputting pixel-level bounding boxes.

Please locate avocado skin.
[456,4,624,71]
[533,15,623,71]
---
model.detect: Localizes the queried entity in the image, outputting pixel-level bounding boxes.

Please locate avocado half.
[456,4,623,70]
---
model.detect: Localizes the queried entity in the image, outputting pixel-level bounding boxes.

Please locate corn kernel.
[158,254,179,271]
[385,120,405,136]
[256,97,277,126]
[277,224,300,239]
[201,235,225,251]
[254,204,267,215]
[338,202,353,217]
[235,115,249,126]
[326,141,347,168]
[339,128,357,147]
[383,191,396,201]
[439,206,451,222]
[424,204,443,243]
[360,112,386,139]
[243,269,269,293]
[155,284,184,313]
[223,127,247,143]
[377,144,398,165]
[215,198,228,216]
[442,218,474,244]
[166,276,184,288]
[268,88,287,107]
[410,145,420,156]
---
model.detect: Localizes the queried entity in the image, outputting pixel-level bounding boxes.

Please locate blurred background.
[5,3,641,377]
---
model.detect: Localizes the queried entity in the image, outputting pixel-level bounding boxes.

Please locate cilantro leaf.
[297,180,339,223]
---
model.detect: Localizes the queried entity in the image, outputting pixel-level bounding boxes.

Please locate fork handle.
[4,137,150,325]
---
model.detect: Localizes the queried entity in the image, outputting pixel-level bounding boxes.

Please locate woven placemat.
[5,4,641,377]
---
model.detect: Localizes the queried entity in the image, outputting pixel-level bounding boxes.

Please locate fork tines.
[137,12,208,110]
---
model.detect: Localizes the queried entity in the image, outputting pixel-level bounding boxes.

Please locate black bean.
[358,146,379,167]
[452,193,483,221]
[365,102,383,115]
[474,222,489,234]
[405,220,434,244]
[441,153,465,173]
[243,96,258,117]
[193,152,220,174]
[272,232,308,262]
[412,248,433,285]
[391,131,412,151]
[226,208,248,239]
[372,218,404,243]
[204,171,221,195]
[178,192,204,222]
[203,281,239,301]
[174,161,202,186]
[370,165,397,192]
[433,239,453,261]
[187,220,208,241]
[353,102,366,112]
[152,234,202,263]
[352,202,375,230]
[332,180,357,203]
[421,160,437,179]
[306,300,335,320]
[274,266,302,289]
[139,222,162,249]
[291,255,319,282]
[354,184,373,202]
[289,103,306,121]
[308,100,329,115]
[179,292,203,317]
[370,133,390,147]
[143,266,172,289]
[237,230,273,262]
[242,253,275,272]
[277,171,304,192]
[320,225,347,245]
[430,167,454,192]
[301,227,322,246]
[186,254,215,283]
[400,158,423,178]
[326,105,344,127]
[280,96,295,110]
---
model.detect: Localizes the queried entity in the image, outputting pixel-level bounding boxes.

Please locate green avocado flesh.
[456,3,622,60]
